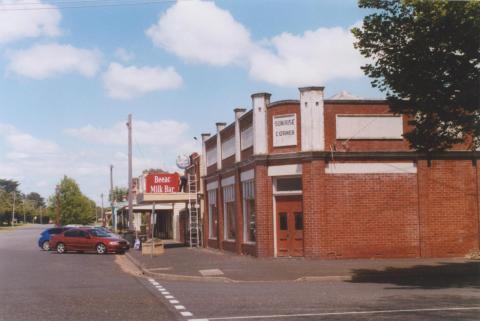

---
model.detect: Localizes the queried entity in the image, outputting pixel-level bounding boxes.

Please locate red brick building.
[200,87,480,259]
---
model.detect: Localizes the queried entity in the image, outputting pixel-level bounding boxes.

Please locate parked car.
[37,227,71,251]
[50,228,129,254]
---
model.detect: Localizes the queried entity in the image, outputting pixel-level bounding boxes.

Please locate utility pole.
[55,185,60,226]
[127,114,133,231]
[11,191,15,227]
[110,164,115,231]
[100,193,104,226]
[23,199,26,224]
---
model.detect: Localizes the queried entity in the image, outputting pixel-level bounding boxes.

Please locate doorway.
[275,196,304,257]
[155,210,173,239]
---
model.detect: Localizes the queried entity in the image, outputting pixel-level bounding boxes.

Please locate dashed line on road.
[147,277,195,319]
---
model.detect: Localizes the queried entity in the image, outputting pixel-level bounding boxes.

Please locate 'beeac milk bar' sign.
[273,114,297,147]
[145,173,180,193]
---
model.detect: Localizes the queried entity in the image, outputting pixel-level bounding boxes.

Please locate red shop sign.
[145,173,180,193]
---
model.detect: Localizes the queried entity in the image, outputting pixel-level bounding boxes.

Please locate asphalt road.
[0,225,178,321]
[1,225,479,321]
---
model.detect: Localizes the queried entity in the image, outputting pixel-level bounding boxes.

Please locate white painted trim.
[325,162,417,174]
[206,181,218,191]
[240,169,254,182]
[268,164,302,176]
[336,114,403,140]
[272,193,277,258]
[221,175,235,187]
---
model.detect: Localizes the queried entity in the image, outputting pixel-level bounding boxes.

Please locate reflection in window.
[279,213,288,230]
[276,177,302,192]
[295,212,303,230]
[223,185,236,240]
[242,180,255,242]
[208,189,218,239]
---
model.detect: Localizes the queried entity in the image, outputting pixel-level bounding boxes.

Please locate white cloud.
[64,119,189,146]
[114,48,135,62]
[248,27,366,86]
[0,0,61,44]
[146,1,364,87]
[7,43,101,79]
[0,123,59,155]
[146,0,251,66]
[102,62,182,99]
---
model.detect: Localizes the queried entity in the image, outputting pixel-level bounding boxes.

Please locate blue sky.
[0,0,382,204]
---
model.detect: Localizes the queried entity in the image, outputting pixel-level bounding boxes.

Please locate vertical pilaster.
[251,93,271,155]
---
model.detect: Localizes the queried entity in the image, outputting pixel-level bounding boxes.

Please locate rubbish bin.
[122,232,135,247]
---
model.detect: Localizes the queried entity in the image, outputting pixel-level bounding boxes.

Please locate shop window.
[279,213,288,230]
[208,190,217,239]
[223,185,236,240]
[242,180,255,243]
[295,212,303,230]
[275,177,302,192]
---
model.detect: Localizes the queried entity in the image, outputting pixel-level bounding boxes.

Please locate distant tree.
[0,179,19,193]
[109,186,128,203]
[352,0,480,151]
[25,192,45,208]
[49,176,96,225]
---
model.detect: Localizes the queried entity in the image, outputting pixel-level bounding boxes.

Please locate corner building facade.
[201,87,480,259]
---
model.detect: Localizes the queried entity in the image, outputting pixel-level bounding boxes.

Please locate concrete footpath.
[125,246,480,283]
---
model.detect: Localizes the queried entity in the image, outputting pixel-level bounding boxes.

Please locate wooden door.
[276,196,304,257]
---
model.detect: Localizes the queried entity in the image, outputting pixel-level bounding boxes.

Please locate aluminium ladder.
[187,174,200,247]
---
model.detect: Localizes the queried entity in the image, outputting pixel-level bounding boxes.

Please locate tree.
[352,0,480,151]
[0,179,19,193]
[49,176,96,225]
[25,192,45,208]
[109,186,128,203]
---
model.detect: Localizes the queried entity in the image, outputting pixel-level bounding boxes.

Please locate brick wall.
[267,103,301,154]
[255,164,274,257]
[322,172,420,258]
[418,160,479,257]
[324,103,412,152]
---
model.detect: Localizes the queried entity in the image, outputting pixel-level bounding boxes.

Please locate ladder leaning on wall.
[187,174,200,247]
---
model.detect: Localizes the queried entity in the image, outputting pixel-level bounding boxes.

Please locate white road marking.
[203,307,480,320]
[199,268,224,276]
[181,311,193,317]
[147,278,154,282]
[165,295,175,299]
[151,281,160,286]
[175,305,186,310]
[170,300,179,304]
[161,291,170,295]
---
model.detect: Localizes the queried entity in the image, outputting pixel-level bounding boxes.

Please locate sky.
[0,0,383,204]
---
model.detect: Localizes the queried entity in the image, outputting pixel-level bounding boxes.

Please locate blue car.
[38,227,71,251]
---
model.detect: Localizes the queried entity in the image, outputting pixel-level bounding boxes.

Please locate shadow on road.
[349,261,480,289]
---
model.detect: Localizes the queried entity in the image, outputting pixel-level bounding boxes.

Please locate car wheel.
[42,241,50,251]
[56,243,65,254]
[96,243,106,254]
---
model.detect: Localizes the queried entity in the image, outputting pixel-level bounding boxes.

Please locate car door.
[63,229,80,250]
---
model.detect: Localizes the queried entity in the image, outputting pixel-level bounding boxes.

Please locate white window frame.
[221,136,235,159]
[206,147,217,167]
[240,125,253,150]
[208,189,217,239]
[222,185,236,241]
[242,179,256,244]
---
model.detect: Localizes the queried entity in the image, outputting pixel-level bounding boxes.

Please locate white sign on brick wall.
[240,126,253,150]
[273,114,297,147]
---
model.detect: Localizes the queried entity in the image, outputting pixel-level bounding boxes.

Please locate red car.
[50,228,129,254]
